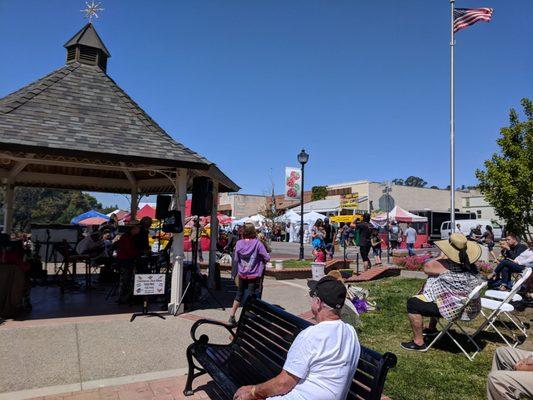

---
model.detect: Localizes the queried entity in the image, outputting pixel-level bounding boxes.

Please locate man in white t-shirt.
[233,276,360,400]
[404,223,417,256]
[76,231,104,256]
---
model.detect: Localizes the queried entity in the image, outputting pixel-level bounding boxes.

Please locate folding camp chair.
[421,281,487,361]
[483,266,531,303]
[473,267,531,348]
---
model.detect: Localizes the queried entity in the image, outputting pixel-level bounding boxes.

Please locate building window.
[476,210,482,219]
[327,188,352,196]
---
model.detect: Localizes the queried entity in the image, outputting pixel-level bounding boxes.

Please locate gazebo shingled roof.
[0,23,239,194]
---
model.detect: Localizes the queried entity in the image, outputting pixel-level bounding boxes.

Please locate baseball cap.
[307,276,346,309]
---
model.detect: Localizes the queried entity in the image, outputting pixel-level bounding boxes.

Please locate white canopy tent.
[274,209,300,223]
[249,214,267,223]
[231,214,269,228]
[303,211,327,225]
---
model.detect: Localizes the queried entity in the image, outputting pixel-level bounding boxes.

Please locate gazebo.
[0,23,239,314]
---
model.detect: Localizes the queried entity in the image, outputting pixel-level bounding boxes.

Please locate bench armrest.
[190,318,236,344]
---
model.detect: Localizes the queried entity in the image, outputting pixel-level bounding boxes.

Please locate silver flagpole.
[450,0,456,232]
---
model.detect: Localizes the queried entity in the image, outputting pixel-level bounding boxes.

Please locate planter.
[264,268,312,280]
[400,270,427,279]
[339,269,354,279]
[311,262,326,280]
[274,260,284,270]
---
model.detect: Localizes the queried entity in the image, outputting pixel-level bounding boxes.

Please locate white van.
[440,220,503,241]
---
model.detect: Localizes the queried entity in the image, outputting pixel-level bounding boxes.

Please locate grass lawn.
[350,277,501,400]
[281,259,312,268]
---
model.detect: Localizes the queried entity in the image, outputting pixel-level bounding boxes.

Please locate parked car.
[440,219,503,241]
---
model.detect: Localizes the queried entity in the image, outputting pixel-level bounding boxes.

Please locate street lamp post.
[297,149,309,261]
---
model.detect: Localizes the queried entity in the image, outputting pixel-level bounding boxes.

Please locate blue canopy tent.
[70,210,110,225]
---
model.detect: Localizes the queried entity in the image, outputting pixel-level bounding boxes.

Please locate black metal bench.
[184,297,397,400]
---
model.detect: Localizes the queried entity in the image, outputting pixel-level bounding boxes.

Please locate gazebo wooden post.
[130,185,138,221]
[2,183,14,233]
[168,168,187,315]
[208,181,219,289]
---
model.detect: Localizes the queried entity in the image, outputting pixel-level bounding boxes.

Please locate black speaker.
[156,195,172,220]
[162,210,183,233]
[191,177,213,216]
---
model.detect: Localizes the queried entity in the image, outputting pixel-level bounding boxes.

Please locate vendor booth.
[371,206,429,248]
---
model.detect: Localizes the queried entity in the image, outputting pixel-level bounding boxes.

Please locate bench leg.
[184,344,206,396]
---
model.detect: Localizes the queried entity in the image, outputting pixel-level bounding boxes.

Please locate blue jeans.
[325,242,335,258]
[407,243,415,256]
[494,259,524,289]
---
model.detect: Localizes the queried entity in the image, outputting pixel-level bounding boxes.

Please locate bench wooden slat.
[244,301,305,333]
[353,369,374,389]
[238,321,292,357]
[356,356,378,376]
[237,330,287,367]
[243,316,295,349]
[349,380,372,398]
[236,332,285,373]
[243,310,299,347]
[226,351,269,386]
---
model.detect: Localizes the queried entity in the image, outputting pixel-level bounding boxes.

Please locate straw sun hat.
[435,233,482,265]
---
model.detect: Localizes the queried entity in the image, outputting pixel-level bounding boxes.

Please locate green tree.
[392,178,404,186]
[404,176,428,187]
[0,187,105,231]
[476,98,533,241]
[393,177,428,187]
[311,186,328,201]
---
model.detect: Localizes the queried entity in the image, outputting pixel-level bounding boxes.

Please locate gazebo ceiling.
[0,150,237,194]
[0,23,239,194]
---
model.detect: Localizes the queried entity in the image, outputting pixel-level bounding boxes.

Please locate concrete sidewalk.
[26,374,221,400]
[0,278,310,399]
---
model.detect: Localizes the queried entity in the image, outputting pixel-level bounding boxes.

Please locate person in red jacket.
[117,222,141,304]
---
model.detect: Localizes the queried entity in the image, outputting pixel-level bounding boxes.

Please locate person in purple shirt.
[228,222,270,325]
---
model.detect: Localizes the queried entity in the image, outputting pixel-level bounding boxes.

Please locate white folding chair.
[473,267,531,348]
[483,290,522,302]
[421,281,487,361]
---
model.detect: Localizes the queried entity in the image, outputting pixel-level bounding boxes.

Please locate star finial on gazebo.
[81,1,104,23]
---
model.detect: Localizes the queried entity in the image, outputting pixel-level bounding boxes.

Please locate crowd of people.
[74,214,156,304]
[3,209,532,399]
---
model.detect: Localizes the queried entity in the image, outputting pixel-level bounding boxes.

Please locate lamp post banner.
[284,167,302,200]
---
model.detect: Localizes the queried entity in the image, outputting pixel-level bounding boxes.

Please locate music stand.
[130,295,166,322]
[174,221,225,315]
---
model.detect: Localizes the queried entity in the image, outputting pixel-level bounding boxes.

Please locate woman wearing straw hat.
[401,233,482,351]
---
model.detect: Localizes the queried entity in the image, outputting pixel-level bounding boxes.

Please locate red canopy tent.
[372,206,429,249]
[123,204,156,222]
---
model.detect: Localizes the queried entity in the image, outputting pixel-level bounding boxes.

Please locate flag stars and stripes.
[453,7,493,33]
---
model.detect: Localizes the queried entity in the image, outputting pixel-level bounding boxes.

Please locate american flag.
[453,8,493,33]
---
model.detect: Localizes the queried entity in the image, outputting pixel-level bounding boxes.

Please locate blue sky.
[1,0,531,209]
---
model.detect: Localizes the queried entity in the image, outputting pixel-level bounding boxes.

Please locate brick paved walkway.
[30,375,224,400]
